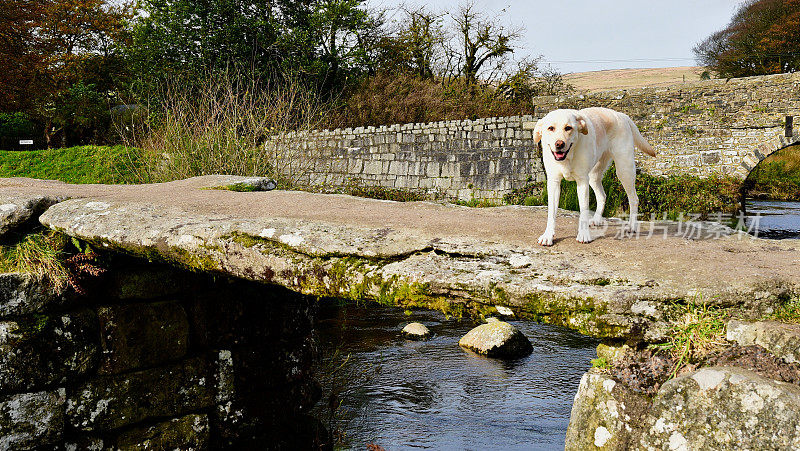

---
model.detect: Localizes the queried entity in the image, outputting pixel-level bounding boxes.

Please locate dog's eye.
[564,126,573,131]
[547,126,555,132]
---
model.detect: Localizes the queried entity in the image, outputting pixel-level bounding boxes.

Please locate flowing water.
[314,304,598,450]
[745,199,800,239]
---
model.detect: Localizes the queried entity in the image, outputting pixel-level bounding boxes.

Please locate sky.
[367,0,743,73]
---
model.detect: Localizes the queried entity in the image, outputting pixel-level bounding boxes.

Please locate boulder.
[402,322,430,340]
[727,319,800,364]
[565,371,650,450]
[639,366,800,449]
[458,321,532,358]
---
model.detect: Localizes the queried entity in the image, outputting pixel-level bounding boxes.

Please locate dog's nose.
[555,140,565,150]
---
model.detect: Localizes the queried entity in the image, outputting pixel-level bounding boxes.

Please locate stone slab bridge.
[2,175,797,338]
[292,72,800,201]
[1,175,799,448]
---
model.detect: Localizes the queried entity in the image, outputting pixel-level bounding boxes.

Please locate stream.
[314,304,598,450]
[745,199,800,239]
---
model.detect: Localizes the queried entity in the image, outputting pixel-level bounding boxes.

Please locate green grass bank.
[0,145,139,184]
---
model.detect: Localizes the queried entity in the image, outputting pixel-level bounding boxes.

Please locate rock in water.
[459,321,532,358]
[402,322,430,340]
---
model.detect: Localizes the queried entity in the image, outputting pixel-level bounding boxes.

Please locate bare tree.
[450,1,522,85]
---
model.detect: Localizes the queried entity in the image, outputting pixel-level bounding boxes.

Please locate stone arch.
[738,132,800,179]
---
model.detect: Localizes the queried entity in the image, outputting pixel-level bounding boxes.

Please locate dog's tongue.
[554,151,567,160]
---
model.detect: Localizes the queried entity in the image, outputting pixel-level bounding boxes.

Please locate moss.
[205,183,260,192]
[590,356,609,369]
[516,292,629,337]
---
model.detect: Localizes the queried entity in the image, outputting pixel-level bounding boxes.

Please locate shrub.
[0,112,36,137]
[505,167,742,220]
[743,145,800,201]
[123,71,332,188]
[329,72,535,128]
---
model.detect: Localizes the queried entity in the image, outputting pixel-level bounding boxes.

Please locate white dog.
[532,107,656,246]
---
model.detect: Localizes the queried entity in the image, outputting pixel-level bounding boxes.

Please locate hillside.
[564,66,706,93]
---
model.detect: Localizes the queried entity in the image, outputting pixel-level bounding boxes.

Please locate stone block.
[727,320,800,364]
[107,266,190,301]
[97,301,189,374]
[0,389,65,450]
[0,272,67,317]
[67,357,213,431]
[114,414,210,450]
[0,310,98,393]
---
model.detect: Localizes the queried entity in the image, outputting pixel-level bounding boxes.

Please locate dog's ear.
[532,119,542,143]
[576,115,589,135]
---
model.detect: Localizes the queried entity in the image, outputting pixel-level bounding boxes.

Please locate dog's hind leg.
[589,153,613,227]
[615,154,640,234]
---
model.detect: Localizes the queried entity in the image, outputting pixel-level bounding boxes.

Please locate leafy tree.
[694,0,800,77]
[0,0,132,146]
[0,0,47,113]
[129,0,380,93]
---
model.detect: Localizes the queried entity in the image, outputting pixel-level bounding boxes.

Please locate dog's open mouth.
[552,143,572,161]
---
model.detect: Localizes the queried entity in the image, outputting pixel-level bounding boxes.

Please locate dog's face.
[533,110,588,162]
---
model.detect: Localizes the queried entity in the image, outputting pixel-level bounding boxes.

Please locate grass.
[505,166,742,220]
[651,298,728,378]
[0,145,139,184]
[766,297,800,323]
[743,144,800,201]
[0,231,71,291]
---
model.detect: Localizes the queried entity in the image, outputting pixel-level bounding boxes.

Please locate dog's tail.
[627,116,656,157]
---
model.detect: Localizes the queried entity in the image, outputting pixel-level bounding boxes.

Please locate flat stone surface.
[0,175,795,337]
[639,366,800,450]
[727,319,800,364]
[0,193,64,237]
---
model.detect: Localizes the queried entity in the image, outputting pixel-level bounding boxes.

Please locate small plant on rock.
[651,297,728,378]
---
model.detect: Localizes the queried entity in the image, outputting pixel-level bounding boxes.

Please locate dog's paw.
[537,232,554,246]
[576,228,593,243]
[589,216,606,227]
[622,221,640,235]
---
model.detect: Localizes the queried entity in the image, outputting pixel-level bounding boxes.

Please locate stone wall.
[0,260,326,449]
[291,72,800,201]
[288,116,544,202]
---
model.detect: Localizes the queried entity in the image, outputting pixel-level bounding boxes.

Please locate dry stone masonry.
[0,262,325,449]
[293,72,800,200]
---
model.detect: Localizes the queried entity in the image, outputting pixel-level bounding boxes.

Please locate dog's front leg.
[575,180,593,243]
[538,176,561,246]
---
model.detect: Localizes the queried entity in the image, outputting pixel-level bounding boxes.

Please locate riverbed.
[314,304,598,450]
